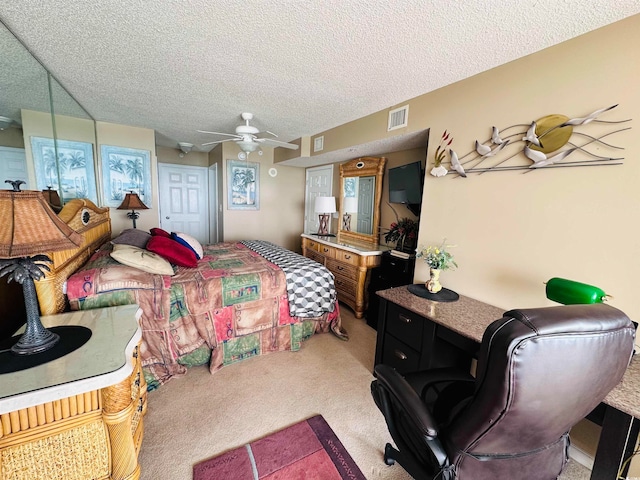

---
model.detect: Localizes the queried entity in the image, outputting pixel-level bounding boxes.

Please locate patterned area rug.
[193,415,366,480]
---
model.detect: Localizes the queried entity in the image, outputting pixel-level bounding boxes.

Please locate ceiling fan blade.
[197,130,240,138]
[201,138,235,146]
[257,130,278,138]
[255,138,299,150]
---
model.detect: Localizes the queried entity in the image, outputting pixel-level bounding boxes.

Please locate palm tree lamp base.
[11,329,60,355]
[1,256,61,356]
[126,210,140,229]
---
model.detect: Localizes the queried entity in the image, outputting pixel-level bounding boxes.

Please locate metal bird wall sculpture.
[430,104,631,178]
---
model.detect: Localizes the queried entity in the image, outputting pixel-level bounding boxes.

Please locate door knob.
[165,216,170,219]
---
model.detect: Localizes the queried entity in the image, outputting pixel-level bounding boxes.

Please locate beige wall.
[0,127,25,149]
[313,15,640,320]
[413,19,640,471]
[157,145,209,167]
[220,142,306,252]
[20,109,56,189]
[414,16,640,319]
[96,121,157,235]
[208,144,224,241]
[307,15,640,472]
[14,112,157,237]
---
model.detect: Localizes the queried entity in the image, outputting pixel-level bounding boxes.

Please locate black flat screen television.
[388,161,423,216]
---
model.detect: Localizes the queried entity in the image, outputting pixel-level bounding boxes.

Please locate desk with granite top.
[374,286,639,480]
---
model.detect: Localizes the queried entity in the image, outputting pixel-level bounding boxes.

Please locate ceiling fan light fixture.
[178,142,193,153]
[237,140,259,153]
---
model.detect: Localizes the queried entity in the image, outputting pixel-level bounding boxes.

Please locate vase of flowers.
[416,240,457,293]
[384,217,418,252]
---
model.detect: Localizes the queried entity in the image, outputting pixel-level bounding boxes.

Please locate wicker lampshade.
[0,188,83,355]
[0,190,82,258]
[117,192,148,210]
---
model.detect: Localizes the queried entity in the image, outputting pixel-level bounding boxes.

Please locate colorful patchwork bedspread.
[66,242,344,390]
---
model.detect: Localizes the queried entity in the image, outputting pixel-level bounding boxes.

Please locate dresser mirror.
[338,156,387,245]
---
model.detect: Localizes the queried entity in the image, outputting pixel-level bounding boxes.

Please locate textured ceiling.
[1,1,639,167]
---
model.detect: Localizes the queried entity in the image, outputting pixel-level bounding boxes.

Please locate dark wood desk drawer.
[382,333,420,374]
[386,303,424,351]
[437,324,480,358]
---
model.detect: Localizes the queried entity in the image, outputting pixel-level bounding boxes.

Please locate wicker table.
[0,305,145,480]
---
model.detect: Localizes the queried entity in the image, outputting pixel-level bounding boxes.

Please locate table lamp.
[0,181,82,355]
[117,191,148,228]
[314,196,336,236]
[342,197,357,231]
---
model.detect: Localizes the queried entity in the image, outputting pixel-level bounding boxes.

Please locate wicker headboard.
[35,199,111,315]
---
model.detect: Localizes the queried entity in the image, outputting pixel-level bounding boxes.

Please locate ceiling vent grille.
[388,105,409,131]
[314,135,324,152]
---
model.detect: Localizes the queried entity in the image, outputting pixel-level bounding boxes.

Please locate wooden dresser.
[0,305,145,480]
[301,234,386,319]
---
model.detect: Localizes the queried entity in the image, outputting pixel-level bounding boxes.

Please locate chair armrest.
[374,364,439,438]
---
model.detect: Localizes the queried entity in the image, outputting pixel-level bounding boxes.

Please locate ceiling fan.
[198,112,299,154]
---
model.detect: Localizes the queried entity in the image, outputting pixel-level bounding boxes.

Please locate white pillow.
[110,244,175,276]
[171,232,204,259]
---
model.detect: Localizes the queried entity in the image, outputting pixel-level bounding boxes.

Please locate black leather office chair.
[371,304,635,479]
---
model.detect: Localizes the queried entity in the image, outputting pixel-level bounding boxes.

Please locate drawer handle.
[345,254,351,259]
[323,248,330,253]
[337,266,344,270]
[394,349,408,361]
[398,314,412,324]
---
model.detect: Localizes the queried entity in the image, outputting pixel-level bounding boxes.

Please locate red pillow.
[146,236,197,267]
[150,227,171,238]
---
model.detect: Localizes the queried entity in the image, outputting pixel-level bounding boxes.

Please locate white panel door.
[304,164,333,234]
[0,147,29,188]
[158,163,210,244]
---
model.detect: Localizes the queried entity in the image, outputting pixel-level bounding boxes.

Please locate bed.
[36,199,344,390]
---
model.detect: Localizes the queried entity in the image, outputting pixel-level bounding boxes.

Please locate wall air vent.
[314,135,324,152]
[388,105,409,131]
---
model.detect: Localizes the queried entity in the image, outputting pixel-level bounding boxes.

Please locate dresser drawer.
[318,244,335,258]
[333,273,357,297]
[326,258,358,279]
[305,249,325,265]
[382,333,420,374]
[386,303,424,352]
[337,290,357,310]
[304,239,321,252]
[336,249,360,266]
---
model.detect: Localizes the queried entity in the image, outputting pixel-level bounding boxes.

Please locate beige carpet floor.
[138,304,591,479]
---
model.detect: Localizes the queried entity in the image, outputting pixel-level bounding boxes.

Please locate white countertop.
[0,305,142,414]
[301,233,389,256]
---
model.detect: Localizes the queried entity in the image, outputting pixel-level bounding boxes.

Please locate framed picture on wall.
[227,159,259,210]
[100,145,152,208]
[31,136,98,203]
